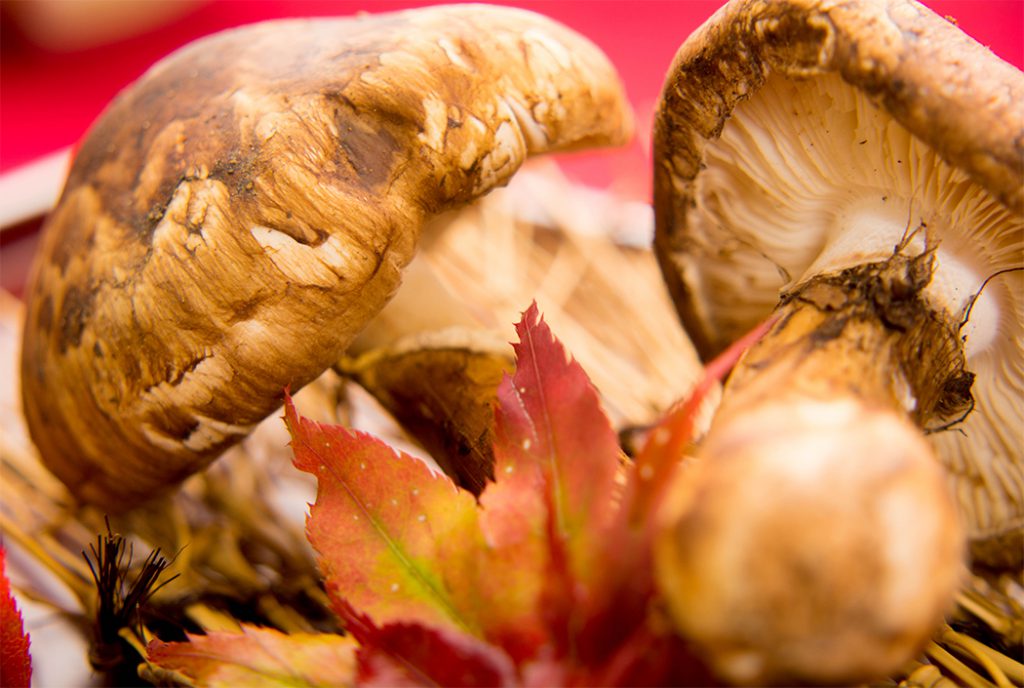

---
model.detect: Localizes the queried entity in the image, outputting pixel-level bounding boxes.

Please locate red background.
[1,0,1021,293]
[2,0,1021,174]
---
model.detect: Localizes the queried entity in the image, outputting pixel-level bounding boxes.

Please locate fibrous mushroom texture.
[694,71,1021,561]
[655,397,964,685]
[20,4,632,508]
[688,72,1020,352]
[654,0,1023,566]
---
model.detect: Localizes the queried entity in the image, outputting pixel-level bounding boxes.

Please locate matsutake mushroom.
[652,0,1021,683]
[342,326,514,496]
[20,5,632,508]
[655,397,963,685]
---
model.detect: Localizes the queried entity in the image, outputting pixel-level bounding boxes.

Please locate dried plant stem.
[938,626,1021,688]
[900,660,966,688]
[185,603,243,632]
[118,626,153,664]
[924,642,996,688]
[957,588,1023,645]
[202,477,312,575]
[0,513,92,600]
[258,595,319,634]
[2,439,68,505]
[958,591,1009,634]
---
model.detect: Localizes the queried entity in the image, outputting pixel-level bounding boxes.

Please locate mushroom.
[342,326,514,495]
[342,161,705,493]
[655,396,964,685]
[651,0,1021,682]
[653,0,1022,566]
[20,5,632,508]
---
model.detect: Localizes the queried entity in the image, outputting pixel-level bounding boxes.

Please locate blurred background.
[0,4,1020,685]
[1,0,1022,293]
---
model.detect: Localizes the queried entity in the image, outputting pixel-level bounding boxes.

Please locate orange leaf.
[147,625,357,687]
[356,621,516,687]
[286,398,486,637]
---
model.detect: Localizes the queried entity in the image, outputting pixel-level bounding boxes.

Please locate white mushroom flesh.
[690,71,1023,546]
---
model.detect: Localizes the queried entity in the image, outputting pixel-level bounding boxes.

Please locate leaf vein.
[300,424,473,634]
[523,320,567,538]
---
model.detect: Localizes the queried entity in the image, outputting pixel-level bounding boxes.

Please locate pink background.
[1,1,1021,292]
[2,1,1021,174]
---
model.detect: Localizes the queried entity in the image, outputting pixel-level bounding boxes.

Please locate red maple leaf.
[1,547,32,688]
[147,303,758,686]
[287,302,721,684]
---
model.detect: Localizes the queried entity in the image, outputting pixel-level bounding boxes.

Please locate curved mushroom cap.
[21,4,632,508]
[653,0,1022,565]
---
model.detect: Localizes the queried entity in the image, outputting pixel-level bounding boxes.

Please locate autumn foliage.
[1,547,32,688]
[147,304,720,686]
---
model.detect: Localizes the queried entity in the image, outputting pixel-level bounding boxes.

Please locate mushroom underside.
[677,71,1023,561]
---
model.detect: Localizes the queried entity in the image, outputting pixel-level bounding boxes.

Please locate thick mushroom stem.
[721,251,974,435]
[655,395,965,686]
[655,252,973,685]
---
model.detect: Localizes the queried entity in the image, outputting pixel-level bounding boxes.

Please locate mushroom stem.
[656,252,973,685]
[719,251,972,435]
[656,398,966,686]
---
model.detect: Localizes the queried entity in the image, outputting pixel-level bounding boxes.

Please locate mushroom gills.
[689,70,1023,561]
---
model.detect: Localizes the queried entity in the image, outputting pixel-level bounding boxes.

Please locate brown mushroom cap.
[653,0,1023,565]
[20,4,632,508]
